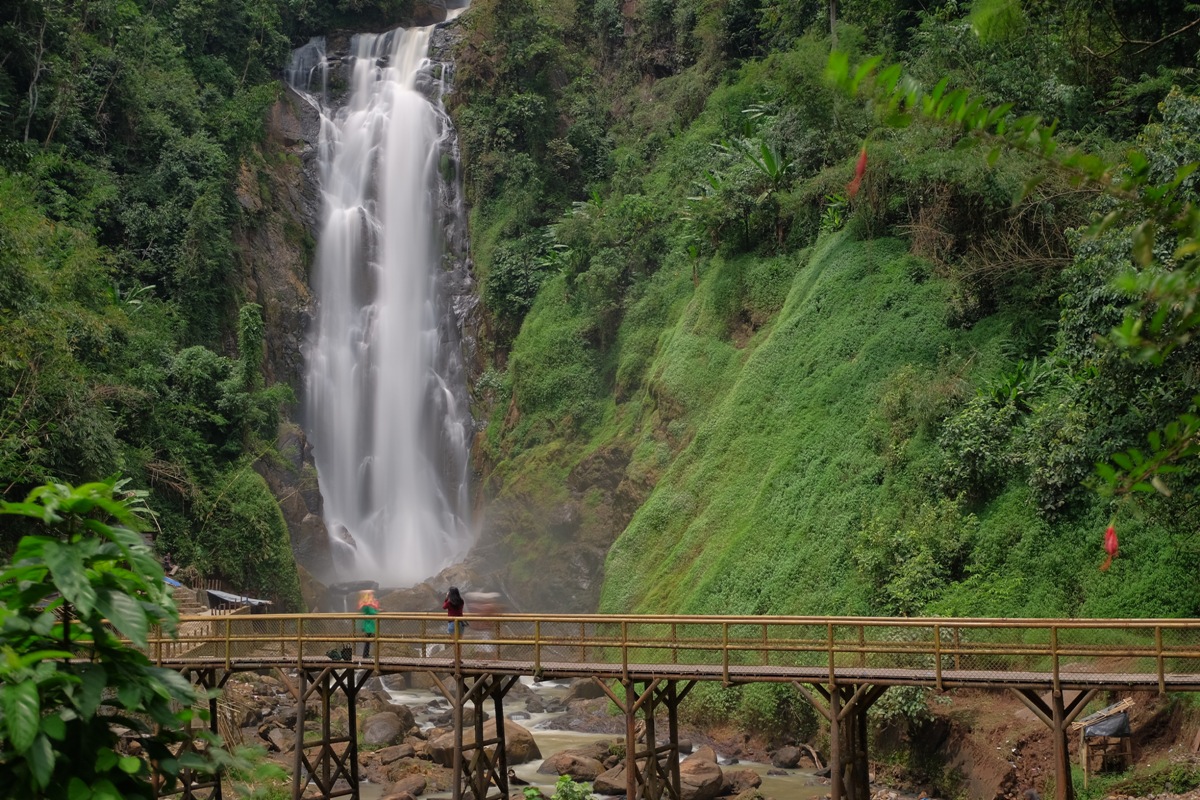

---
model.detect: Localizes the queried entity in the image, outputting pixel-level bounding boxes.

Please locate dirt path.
[890,689,1195,800]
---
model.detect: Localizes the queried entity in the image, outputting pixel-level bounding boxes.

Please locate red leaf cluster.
[847,147,868,198]
[1100,524,1118,571]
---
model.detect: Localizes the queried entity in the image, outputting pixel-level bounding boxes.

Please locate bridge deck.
[147,612,1200,692]
[157,653,1200,691]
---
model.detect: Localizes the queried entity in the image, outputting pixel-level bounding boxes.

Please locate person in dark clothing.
[443,586,465,634]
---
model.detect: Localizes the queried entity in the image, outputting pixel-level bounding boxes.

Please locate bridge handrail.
[140,613,1200,693]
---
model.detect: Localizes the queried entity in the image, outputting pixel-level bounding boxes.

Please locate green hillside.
[454,0,1200,618]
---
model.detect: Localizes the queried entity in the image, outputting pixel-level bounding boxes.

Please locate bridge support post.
[431,672,519,800]
[159,667,231,800]
[593,678,693,800]
[794,682,887,800]
[289,666,372,800]
[1010,688,1097,800]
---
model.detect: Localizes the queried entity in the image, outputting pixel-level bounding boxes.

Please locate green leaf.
[825,50,850,89]
[969,0,1025,40]
[96,588,149,647]
[77,664,107,718]
[68,777,93,800]
[28,733,54,789]
[118,680,144,710]
[850,55,882,93]
[118,755,143,774]
[90,779,122,800]
[40,713,66,740]
[3,680,40,752]
[1132,220,1155,267]
[18,649,72,668]
[95,747,118,772]
[148,666,200,703]
[41,541,97,617]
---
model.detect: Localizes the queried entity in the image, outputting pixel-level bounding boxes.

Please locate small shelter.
[205,588,274,614]
[1070,698,1134,786]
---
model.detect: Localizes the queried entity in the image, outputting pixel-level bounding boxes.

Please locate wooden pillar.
[430,672,518,800]
[643,682,659,800]
[491,676,511,800]
[292,668,306,800]
[452,675,465,800]
[792,683,887,800]
[666,681,691,800]
[287,666,371,800]
[829,685,843,800]
[473,676,488,800]
[164,668,229,800]
[1011,688,1097,800]
[592,677,689,800]
[624,679,639,800]
[1051,692,1073,800]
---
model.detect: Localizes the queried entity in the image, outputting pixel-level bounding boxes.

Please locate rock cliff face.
[232,86,332,593]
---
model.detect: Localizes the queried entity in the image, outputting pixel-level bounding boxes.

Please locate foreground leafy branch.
[0,478,281,799]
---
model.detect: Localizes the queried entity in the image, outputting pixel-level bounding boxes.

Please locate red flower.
[1100,524,1118,571]
[847,146,868,198]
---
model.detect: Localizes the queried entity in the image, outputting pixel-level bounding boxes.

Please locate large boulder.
[428,718,541,767]
[721,769,762,796]
[387,774,428,797]
[362,692,417,731]
[536,751,605,781]
[374,744,416,764]
[770,746,800,769]
[563,679,607,702]
[679,746,724,800]
[363,712,406,746]
[593,763,627,795]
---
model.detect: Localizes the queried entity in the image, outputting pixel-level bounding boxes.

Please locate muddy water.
[355,678,828,799]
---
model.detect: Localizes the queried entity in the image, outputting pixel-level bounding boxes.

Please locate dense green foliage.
[0,0,305,603]
[452,0,1200,623]
[0,479,283,799]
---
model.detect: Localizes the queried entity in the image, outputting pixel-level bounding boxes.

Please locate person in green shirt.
[358,589,380,658]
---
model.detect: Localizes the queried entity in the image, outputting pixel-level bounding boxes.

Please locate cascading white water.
[287,26,474,586]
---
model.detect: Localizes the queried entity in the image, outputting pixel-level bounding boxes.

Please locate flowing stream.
[287,21,474,586]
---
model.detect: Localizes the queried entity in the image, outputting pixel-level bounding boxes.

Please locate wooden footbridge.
[152,613,1200,800]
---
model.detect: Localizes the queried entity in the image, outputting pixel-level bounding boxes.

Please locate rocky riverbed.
[221,671,827,799]
[222,673,1200,800]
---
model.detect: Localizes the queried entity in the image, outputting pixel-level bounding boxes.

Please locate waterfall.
[287,25,475,587]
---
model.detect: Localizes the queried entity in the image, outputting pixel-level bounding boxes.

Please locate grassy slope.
[597,231,1200,618]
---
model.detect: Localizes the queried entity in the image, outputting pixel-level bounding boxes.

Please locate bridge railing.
[146,614,1200,689]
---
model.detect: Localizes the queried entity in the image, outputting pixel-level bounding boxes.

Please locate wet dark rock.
[770,746,800,769]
